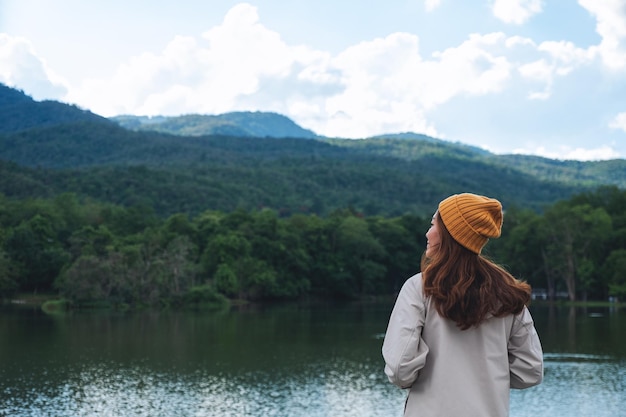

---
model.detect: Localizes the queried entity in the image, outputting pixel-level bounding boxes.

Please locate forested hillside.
[327,137,626,189]
[0,82,624,219]
[1,83,625,306]
[0,84,110,133]
[0,120,590,217]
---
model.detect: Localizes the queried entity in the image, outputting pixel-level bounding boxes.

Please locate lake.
[1,301,624,417]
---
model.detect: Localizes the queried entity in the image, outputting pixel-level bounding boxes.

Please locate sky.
[1,0,626,161]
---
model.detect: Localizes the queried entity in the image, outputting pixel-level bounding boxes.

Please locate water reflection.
[511,354,626,417]
[1,360,405,417]
[3,355,624,417]
[533,304,626,358]
[0,303,624,417]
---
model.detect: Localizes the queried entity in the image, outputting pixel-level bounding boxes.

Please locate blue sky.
[1,0,626,161]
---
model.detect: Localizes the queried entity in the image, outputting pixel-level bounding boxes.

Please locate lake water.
[1,301,624,417]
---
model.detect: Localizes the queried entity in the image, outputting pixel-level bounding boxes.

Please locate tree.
[5,215,70,292]
[0,249,18,296]
[285,213,344,297]
[201,232,251,277]
[495,208,548,294]
[214,263,239,297]
[163,213,197,244]
[244,210,310,299]
[234,257,277,300]
[542,202,612,301]
[68,225,114,258]
[334,216,387,296]
[193,210,223,254]
[603,249,626,300]
[368,215,423,293]
[56,255,117,303]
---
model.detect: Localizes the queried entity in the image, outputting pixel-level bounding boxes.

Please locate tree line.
[1,185,624,308]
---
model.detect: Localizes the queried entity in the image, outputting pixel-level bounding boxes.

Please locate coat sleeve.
[382,274,429,389]
[508,307,544,389]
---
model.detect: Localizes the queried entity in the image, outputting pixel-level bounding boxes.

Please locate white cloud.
[314,32,517,138]
[609,112,626,131]
[518,59,552,99]
[491,0,543,25]
[424,0,442,12]
[66,4,303,116]
[430,33,512,97]
[538,40,594,65]
[321,33,433,137]
[578,0,626,69]
[516,40,592,99]
[0,34,67,99]
[514,145,621,161]
[2,2,623,160]
[61,7,522,139]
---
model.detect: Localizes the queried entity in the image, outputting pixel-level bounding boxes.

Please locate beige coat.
[382,273,543,417]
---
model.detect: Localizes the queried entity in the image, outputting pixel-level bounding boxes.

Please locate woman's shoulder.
[398,273,427,304]
[403,272,424,289]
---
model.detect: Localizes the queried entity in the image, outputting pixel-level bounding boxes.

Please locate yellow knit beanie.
[437,193,503,254]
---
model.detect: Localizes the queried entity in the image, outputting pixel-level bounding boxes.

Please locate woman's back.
[384,273,542,417]
[382,193,543,417]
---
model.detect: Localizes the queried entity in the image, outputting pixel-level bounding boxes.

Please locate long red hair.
[421,213,531,330]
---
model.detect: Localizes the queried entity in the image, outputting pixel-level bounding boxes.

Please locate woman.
[382,193,543,417]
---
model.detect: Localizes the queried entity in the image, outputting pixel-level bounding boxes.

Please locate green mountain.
[326,138,626,190]
[0,84,111,133]
[0,83,624,218]
[112,111,319,139]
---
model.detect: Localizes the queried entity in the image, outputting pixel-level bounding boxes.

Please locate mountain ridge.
[111,111,320,139]
[0,83,624,218]
[0,84,112,134]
